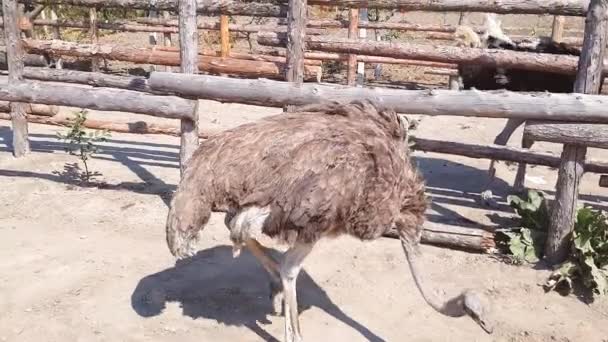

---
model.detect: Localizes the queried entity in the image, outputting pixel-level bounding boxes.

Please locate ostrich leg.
[485,118,526,191]
[280,242,314,342]
[245,238,284,315]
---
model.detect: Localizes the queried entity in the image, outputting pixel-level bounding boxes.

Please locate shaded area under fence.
[2,127,608,219]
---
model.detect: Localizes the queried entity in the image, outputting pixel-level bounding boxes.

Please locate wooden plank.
[22,0,287,17]
[284,0,307,112]
[178,0,199,174]
[524,121,608,148]
[544,0,607,265]
[2,0,30,157]
[148,72,608,123]
[0,80,196,119]
[258,33,599,75]
[346,8,358,86]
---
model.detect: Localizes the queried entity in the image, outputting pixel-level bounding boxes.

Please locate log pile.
[21,39,322,81]
[258,33,603,75]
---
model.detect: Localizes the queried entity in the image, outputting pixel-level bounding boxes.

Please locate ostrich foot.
[269,278,284,316]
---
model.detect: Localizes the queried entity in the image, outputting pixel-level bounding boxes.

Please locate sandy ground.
[2,10,608,342]
[2,100,608,342]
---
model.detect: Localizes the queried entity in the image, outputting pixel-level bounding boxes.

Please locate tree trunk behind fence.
[284,0,307,112]
[178,0,200,175]
[544,0,607,265]
[2,0,30,157]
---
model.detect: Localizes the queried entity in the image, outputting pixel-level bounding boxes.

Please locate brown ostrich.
[165,100,493,342]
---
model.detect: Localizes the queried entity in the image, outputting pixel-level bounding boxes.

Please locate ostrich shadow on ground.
[131,245,385,342]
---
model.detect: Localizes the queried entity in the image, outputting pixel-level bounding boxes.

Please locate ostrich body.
[165,100,493,341]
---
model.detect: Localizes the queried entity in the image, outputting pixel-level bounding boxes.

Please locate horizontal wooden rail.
[0,80,196,119]
[258,33,600,75]
[21,0,287,17]
[306,0,589,16]
[148,72,608,123]
[22,39,321,81]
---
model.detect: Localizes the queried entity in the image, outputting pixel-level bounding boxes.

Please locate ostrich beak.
[474,315,494,334]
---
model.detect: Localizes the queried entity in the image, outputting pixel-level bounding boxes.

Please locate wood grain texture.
[524,121,608,148]
[0,80,196,119]
[219,15,230,57]
[148,72,608,123]
[382,221,496,253]
[284,0,307,112]
[257,33,601,75]
[89,7,100,72]
[3,0,30,157]
[22,0,287,17]
[178,0,200,174]
[544,0,607,265]
[412,137,608,174]
[306,0,589,16]
[0,112,219,138]
[22,39,321,81]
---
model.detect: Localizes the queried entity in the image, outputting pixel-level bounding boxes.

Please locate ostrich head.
[460,289,494,333]
[398,225,495,334]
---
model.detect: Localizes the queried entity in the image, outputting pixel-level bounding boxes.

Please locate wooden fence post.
[346,8,358,85]
[2,0,30,157]
[357,7,367,86]
[544,0,607,264]
[50,7,63,69]
[89,6,100,72]
[551,15,565,42]
[220,15,230,57]
[162,11,172,72]
[178,0,200,174]
[284,0,307,112]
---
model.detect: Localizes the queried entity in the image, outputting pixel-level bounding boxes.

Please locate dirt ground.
[2,10,608,342]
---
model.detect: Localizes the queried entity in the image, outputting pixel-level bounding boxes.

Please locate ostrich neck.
[400,238,467,318]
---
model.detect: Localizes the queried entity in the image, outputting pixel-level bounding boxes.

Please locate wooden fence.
[2,0,607,261]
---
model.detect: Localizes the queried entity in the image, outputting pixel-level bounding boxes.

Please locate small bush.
[56,109,110,184]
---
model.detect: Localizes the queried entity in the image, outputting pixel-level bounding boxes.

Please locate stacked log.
[21,39,322,81]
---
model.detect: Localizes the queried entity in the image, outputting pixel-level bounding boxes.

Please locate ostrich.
[454,14,595,196]
[165,100,494,342]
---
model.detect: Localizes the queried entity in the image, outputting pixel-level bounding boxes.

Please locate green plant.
[56,109,110,183]
[500,189,550,263]
[500,189,608,298]
[545,207,608,297]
